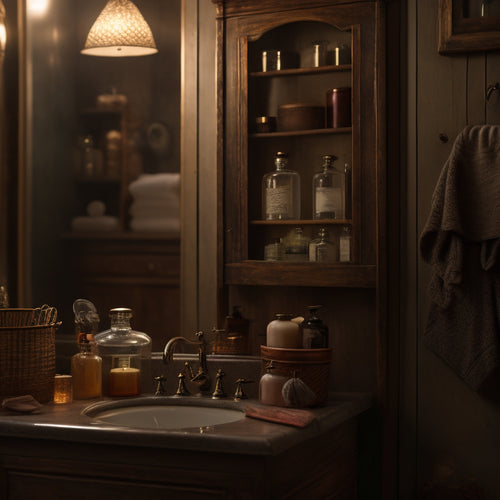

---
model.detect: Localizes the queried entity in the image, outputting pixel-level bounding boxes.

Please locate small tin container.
[333,44,351,65]
[278,103,325,131]
[326,87,351,128]
[255,116,277,133]
[261,50,298,72]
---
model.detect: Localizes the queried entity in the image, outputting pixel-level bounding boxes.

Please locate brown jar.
[326,87,351,128]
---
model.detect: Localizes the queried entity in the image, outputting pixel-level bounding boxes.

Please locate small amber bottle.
[71,336,102,399]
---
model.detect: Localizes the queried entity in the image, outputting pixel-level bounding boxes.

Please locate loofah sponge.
[281,373,316,408]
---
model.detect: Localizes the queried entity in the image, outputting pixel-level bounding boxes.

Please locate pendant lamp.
[82,0,157,57]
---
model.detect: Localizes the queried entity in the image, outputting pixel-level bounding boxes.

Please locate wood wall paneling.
[410,0,500,498]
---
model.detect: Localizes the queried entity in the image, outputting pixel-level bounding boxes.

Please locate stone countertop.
[0,392,373,456]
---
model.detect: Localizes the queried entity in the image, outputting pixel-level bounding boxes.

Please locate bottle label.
[266,186,291,217]
[315,187,342,216]
[339,236,351,262]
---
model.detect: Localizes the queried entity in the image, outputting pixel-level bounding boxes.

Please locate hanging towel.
[420,125,500,395]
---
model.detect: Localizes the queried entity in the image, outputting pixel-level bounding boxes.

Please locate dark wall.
[402,1,500,498]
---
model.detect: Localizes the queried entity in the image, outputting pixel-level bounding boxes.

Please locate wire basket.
[0,306,60,403]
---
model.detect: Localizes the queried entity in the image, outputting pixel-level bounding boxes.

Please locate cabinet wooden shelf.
[225,261,376,287]
[249,63,352,78]
[249,127,351,139]
[75,175,121,184]
[250,218,352,226]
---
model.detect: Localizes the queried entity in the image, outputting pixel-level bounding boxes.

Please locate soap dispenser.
[94,308,152,396]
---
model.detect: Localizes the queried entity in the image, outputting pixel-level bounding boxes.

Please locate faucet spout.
[162,331,211,394]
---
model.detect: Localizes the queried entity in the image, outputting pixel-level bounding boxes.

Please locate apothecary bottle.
[262,152,301,220]
[284,227,309,262]
[312,155,344,219]
[94,308,152,397]
[309,227,337,262]
[71,335,102,400]
[339,224,352,262]
[301,305,329,349]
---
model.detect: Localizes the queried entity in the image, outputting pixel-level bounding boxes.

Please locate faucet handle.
[233,378,255,401]
[212,368,227,399]
[175,372,190,396]
[154,375,167,396]
[195,331,205,342]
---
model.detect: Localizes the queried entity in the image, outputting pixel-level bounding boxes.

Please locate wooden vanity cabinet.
[0,419,357,500]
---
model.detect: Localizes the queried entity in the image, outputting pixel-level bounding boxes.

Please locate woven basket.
[0,307,60,403]
[260,345,332,406]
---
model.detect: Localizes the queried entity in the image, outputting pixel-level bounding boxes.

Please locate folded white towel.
[129,173,180,199]
[129,198,179,218]
[71,216,120,232]
[130,217,180,234]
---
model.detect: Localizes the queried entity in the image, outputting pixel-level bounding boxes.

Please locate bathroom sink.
[83,397,245,430]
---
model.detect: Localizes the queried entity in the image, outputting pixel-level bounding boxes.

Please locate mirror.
[12,0,182,352]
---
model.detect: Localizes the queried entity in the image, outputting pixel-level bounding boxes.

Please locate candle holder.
[53,374,73,404]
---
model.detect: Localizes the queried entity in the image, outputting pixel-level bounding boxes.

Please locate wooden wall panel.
[404,0,500,498]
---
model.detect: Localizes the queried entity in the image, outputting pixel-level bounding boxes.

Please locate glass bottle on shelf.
[284,227,309,261]
[262,152,301,220]
[339,224,352,262]
[264,238,284,261]
[312,155,345,219]
[344,162,352,218]
[94,308,152,397]
[79,135,97,178]
[309,227,337,262]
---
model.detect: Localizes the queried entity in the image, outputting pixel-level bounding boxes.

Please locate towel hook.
[486,82,499,101]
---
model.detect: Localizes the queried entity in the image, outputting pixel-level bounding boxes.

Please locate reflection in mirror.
[21,0,180,352]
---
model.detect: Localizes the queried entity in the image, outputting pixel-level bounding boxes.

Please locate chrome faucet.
[163,331,211,393]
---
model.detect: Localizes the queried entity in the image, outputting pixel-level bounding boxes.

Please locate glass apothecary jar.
[312,155,345,220]
[262,152,301,220]
[94,308,152,397]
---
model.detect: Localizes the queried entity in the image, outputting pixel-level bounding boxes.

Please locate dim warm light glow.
[0,24,5,53]
[0,0,5,53]
[82,0,157,57]
[27,0,50,17]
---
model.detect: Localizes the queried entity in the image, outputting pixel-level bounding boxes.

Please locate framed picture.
[438,0,500,54]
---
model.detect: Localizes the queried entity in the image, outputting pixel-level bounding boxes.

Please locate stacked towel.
[420,125,500,397]
[128,173,180,235]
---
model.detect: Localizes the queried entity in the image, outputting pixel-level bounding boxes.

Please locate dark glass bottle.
[301,305,329,349]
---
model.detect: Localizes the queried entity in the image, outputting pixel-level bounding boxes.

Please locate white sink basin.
[84,398,245,430]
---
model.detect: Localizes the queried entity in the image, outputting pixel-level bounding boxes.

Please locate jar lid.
[327,87,351,93]
[256,115,276,124]
[275,313,293,320]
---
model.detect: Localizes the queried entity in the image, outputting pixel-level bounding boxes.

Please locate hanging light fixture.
[81,0,158,57]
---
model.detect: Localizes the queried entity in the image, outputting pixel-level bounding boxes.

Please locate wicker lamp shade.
[82,0,158,57]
